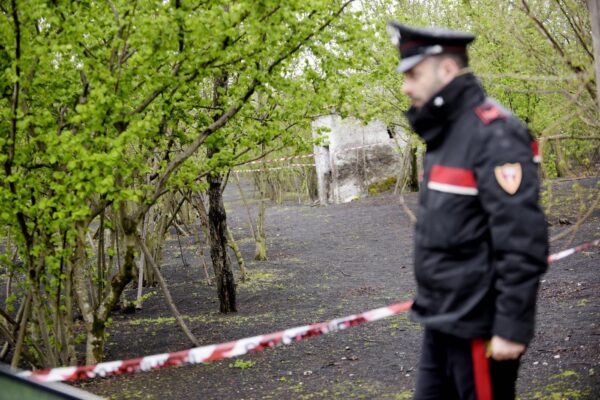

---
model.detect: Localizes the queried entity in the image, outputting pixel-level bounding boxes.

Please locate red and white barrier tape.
[332,142,385,155]
[236,143,388,173]
[246,154,313,165]
[235,164,315,173]
[244,142,389,165]
[18,238,599,383]
[19,302,413,382]
[547,238,599,263]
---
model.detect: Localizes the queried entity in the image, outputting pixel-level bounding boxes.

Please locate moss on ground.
[524,370,590,400]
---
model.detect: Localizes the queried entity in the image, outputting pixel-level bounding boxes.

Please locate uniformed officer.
[387,22,549,399]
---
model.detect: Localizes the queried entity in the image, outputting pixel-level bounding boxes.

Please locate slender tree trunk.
[193,192,211,239]
[407,139,420,191]
[31,287,57,366]
[234,172,257,241]
[550,140,571,177]
[226,226,247,282]
[136,236,200,346]
[72,223,98,365]
[10,292,31,368]
[143,197,173,287]
[189,193,213,285]
[136,212,149,309]
[97,212,106,301]
[254,159,268,261]
[207,172,237,313]
[589,0,600,114]
[254,196,267,261]
[63,258,77,365]
[198,236,212,286]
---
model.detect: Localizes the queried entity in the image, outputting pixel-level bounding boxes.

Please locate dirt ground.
[62,176,600,399]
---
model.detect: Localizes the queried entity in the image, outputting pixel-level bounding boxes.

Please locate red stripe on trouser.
[471,339,493,400]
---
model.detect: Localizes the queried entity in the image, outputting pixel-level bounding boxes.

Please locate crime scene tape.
[332,142,385,155]
[547,238,599,263]
[240,142,388,168]
[235,164,315,173]
[246,154,313,165]
[18,238,599,383]
[19,302,414,382]
[235,142,393,174]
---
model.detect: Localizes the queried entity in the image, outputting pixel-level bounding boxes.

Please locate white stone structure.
[312,115,408,205]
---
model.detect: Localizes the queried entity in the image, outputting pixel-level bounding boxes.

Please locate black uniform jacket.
[406,73,548,345]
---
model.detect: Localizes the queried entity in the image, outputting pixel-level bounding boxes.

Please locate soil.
[63,176,600,399]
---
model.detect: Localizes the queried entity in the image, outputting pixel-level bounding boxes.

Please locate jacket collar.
[404,72,486,146]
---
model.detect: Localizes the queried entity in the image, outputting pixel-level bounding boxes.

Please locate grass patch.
[229,359,256,369]
[238,268,294,293]
[129,311,274,327]
[387,313,421,332]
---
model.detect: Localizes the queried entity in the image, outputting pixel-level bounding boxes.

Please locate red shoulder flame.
[474,102,506,125]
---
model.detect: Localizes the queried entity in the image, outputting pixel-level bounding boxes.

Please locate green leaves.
[2,2,367,242]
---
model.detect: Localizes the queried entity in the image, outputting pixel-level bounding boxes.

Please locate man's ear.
[439,56,460,84]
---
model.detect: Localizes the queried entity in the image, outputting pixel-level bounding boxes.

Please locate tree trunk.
[71,222,99,365]
[207,172,237,313]
[10,292,31,368]
[550,140,571,177]
[254,196,267,261]
[136,212,149,309]
[254,163,268,261]
[405,137,420,192]
[62,257,78,365]
[588,0,600,114]
[189,192,213,285]
[143,196,174,287]
[226,226,247,282]
[73,210,138,365]
[234,172,257,241]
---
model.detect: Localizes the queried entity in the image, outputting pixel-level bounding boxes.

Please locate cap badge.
[494,163,522,195]
[425,45,443,55]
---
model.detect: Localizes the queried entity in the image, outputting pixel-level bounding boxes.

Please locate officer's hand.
[489,336,526,361]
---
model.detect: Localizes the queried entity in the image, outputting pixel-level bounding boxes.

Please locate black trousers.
[413,328,520,400]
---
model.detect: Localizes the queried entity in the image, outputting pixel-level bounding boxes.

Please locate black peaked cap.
[387,22,475,72]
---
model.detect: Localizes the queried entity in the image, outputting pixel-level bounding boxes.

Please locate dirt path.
[74,178,599,399]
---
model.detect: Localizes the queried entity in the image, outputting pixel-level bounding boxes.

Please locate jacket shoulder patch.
[474,102,506,125]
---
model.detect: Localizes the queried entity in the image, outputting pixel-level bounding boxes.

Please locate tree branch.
[135,234,200,346]
[520,0,596,100]
[550,191,599,242]
[554,0,593,59]
[138,79,260,221]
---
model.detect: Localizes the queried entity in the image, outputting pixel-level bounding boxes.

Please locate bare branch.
[554,0,593,59]
[135,235,200,346]
[520,0,596,100]
[543,135,600,141]
[107,0,121,31]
